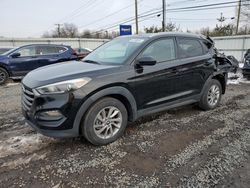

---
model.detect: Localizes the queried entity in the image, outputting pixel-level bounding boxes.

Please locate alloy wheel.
[0,70,6,84]
[93,106,122,139]
[207,85,220,106]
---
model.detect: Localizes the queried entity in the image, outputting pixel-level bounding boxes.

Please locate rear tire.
[81,97,128,145]
[243,74,250,80]
[199,79,222,111]
[0,67,9,85]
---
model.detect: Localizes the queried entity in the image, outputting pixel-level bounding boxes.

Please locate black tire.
[81,97,128,145]
[243,74,250,80]
[0,67,9,85]
[199,79,222,111]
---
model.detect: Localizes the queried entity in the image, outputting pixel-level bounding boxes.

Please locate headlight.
[36,78,91,95]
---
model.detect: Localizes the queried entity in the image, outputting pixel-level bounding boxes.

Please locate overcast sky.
[0,0,237,38]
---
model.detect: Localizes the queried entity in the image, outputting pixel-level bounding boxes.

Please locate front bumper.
[21,84,87,138]
[23,110,78,138]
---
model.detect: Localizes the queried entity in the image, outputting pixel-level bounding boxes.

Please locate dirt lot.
[0,77,250,187]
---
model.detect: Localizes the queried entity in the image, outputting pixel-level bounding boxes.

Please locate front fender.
[73,86,137,135]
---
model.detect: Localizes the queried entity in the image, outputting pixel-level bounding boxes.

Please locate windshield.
[83,37,147,65]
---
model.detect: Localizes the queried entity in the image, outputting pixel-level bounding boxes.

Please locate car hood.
[0,55,7,60]
[22,61,117,88]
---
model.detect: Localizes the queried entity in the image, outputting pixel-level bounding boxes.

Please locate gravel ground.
[0,76,250,187]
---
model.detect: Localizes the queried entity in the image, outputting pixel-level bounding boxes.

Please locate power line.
[42,0,94,33]
[57,0,93,23]
[89,1,247,35]
[78,2,135,29]
[64,0,103,22]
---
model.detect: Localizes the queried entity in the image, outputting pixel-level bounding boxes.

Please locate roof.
[119,32,206,40]
[15,44,70,48]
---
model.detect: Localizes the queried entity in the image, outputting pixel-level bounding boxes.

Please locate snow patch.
[227,72,250,85]
[239,63,244,69]
[6,83,20,87]
[0,133,56,158]
[1,153,47,169]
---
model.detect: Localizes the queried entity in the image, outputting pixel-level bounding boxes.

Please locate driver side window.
[16,46,36,57]
[141,38,176,63]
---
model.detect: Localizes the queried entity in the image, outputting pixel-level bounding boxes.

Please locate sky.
[0,0,237,38]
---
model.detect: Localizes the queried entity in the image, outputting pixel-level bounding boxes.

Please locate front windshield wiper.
[82,59,100,65]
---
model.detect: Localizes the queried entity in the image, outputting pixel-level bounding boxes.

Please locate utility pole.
[135,0,139,34]
[217,12,226,27]
[236,0,242,35]
[55,24,63,38]
[162,0,166,32]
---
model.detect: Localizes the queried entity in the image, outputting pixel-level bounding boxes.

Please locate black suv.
[22,33,229,145]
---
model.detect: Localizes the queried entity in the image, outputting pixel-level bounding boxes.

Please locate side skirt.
[137,94,200,119]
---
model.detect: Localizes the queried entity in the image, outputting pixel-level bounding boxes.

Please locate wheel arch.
[0,63,11,77]
[212,73,227,94]
[73,86,138,136]
[201,73,227,95]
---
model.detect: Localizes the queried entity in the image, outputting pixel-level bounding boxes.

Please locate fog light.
[38,110,63,121]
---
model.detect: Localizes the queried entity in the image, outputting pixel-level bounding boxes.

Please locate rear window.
[177,38,203,58]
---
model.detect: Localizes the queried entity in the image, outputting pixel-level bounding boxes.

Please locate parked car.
[22,32,231,145]
[225,55,239,73]
[0,47,13,55]
[74,47,92,59]
[0,44,78,84]
[242,49,250,79]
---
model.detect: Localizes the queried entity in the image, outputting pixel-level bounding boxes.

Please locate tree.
[43,23,79,38]
[199,27,211,36]
[81,30,92,38]
[60,23,79,38]
[144,22,180,33]
[212,24,234,36]
[42,31,51,38]
[165,22,180,32]
[144,25,162,33]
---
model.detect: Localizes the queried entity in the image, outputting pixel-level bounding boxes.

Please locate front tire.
[81,97,128,145]
[0,67,9,85]
[199,79,222,111]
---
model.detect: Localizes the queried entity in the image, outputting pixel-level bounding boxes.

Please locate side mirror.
[136,56,157,66]
[10,52,21,58]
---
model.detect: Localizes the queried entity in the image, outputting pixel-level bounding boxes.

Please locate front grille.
[22,84,34,111]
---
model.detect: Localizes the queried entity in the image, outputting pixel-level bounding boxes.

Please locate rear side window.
[177,38,203,58]
[201,40,213,54]
[36,46,66,55]
[141,38,176,63]
[55,46,67,53]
